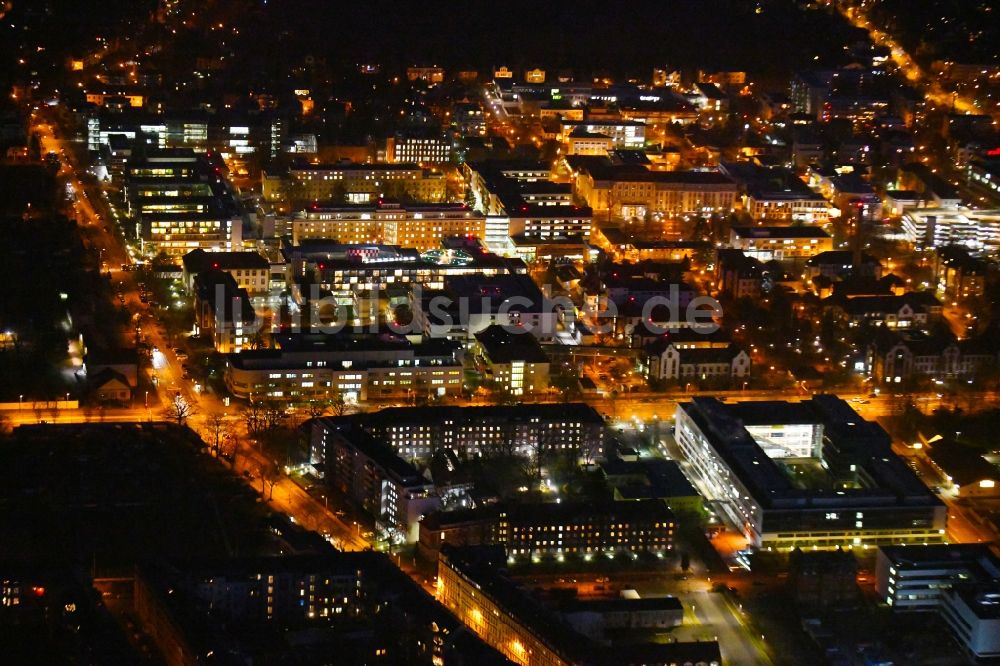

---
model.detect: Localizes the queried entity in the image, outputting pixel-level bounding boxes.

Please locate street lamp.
[19,394,23,411]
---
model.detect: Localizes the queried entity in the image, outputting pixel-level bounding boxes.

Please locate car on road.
[173,348,188,360]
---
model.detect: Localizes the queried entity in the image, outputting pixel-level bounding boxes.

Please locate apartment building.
[224,332,464,403]
[291,202,486,251]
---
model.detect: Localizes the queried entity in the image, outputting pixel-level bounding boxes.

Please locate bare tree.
[202,413,230,455]
[259,460,280,500]
[242,400,266,434]
[306,400,328,419]
[164,394,194,425]
[261,400,287,431]
[330,391,347,417]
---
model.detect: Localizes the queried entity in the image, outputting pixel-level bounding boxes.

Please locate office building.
[224,332,464,404]
[326,403,605,464]
[876,544,1000,612]
[124,149,243,256]
[902,209,1000,252]
[388,130,451,164]
[464,160,592,254]
[940,584,1000,661]
[729,226,833,261]
[291,202,486,251]
[674,395,946,549]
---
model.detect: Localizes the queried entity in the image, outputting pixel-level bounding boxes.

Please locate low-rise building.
[715,249,764,298]
[876,544,1000,612]
[787,548,859,607]
[559,597,683,641]
[826,292,942,329]
[292,202,486,251]
[940,583,1000,661]
[270,161,446,205]
[643,341,750,384]
[729,226,833,261]
[388,129,451,165]
[936,245,987,299]
[922,439,1000,498]
[867,330,998,383]
[803,250,882,282]
[674,396,946,549]
[182,248,270,296]
[600,458,704,514]
[572,158,737,217]
[566,129,613,156]
[324,403,605,465]
[286,240,526,294]
[413,274,558,341]
[193,270,257,353]
[559,119,645,149]
[473,324,550,395]
[902,208,1000,252]
[498,500,674,560]
[322,425,441,542]
[437,546,721,666]
[225,332,464,403]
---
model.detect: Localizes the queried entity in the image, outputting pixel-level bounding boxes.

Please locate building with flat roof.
[319,403,605,464]
[436,546,721,666]
[412,273,557,340]
[876,544,1000,612]
[559,119,646,149]
[133,553,508,665]
[267,161,446,205]
[674,395,946,549]
[721,161,833,224]
[224,332,464,403]
[193,270,257,353]
[317,423,441,542]
[291,201,485,251]
[473,324,551,395]
[571,157,737,218]
[729,226,833,261]
[902,209,1000,252]
[284,239,526,294]
[940,583,1000,661]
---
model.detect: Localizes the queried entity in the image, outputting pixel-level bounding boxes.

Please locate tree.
[202,413,230,455]
[164,394,194,425]
[259,459,280,500]
[329,391,348,417]
[242,400,266,435]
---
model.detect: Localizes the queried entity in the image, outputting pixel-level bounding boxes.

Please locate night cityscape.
[2,0,1000,664]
